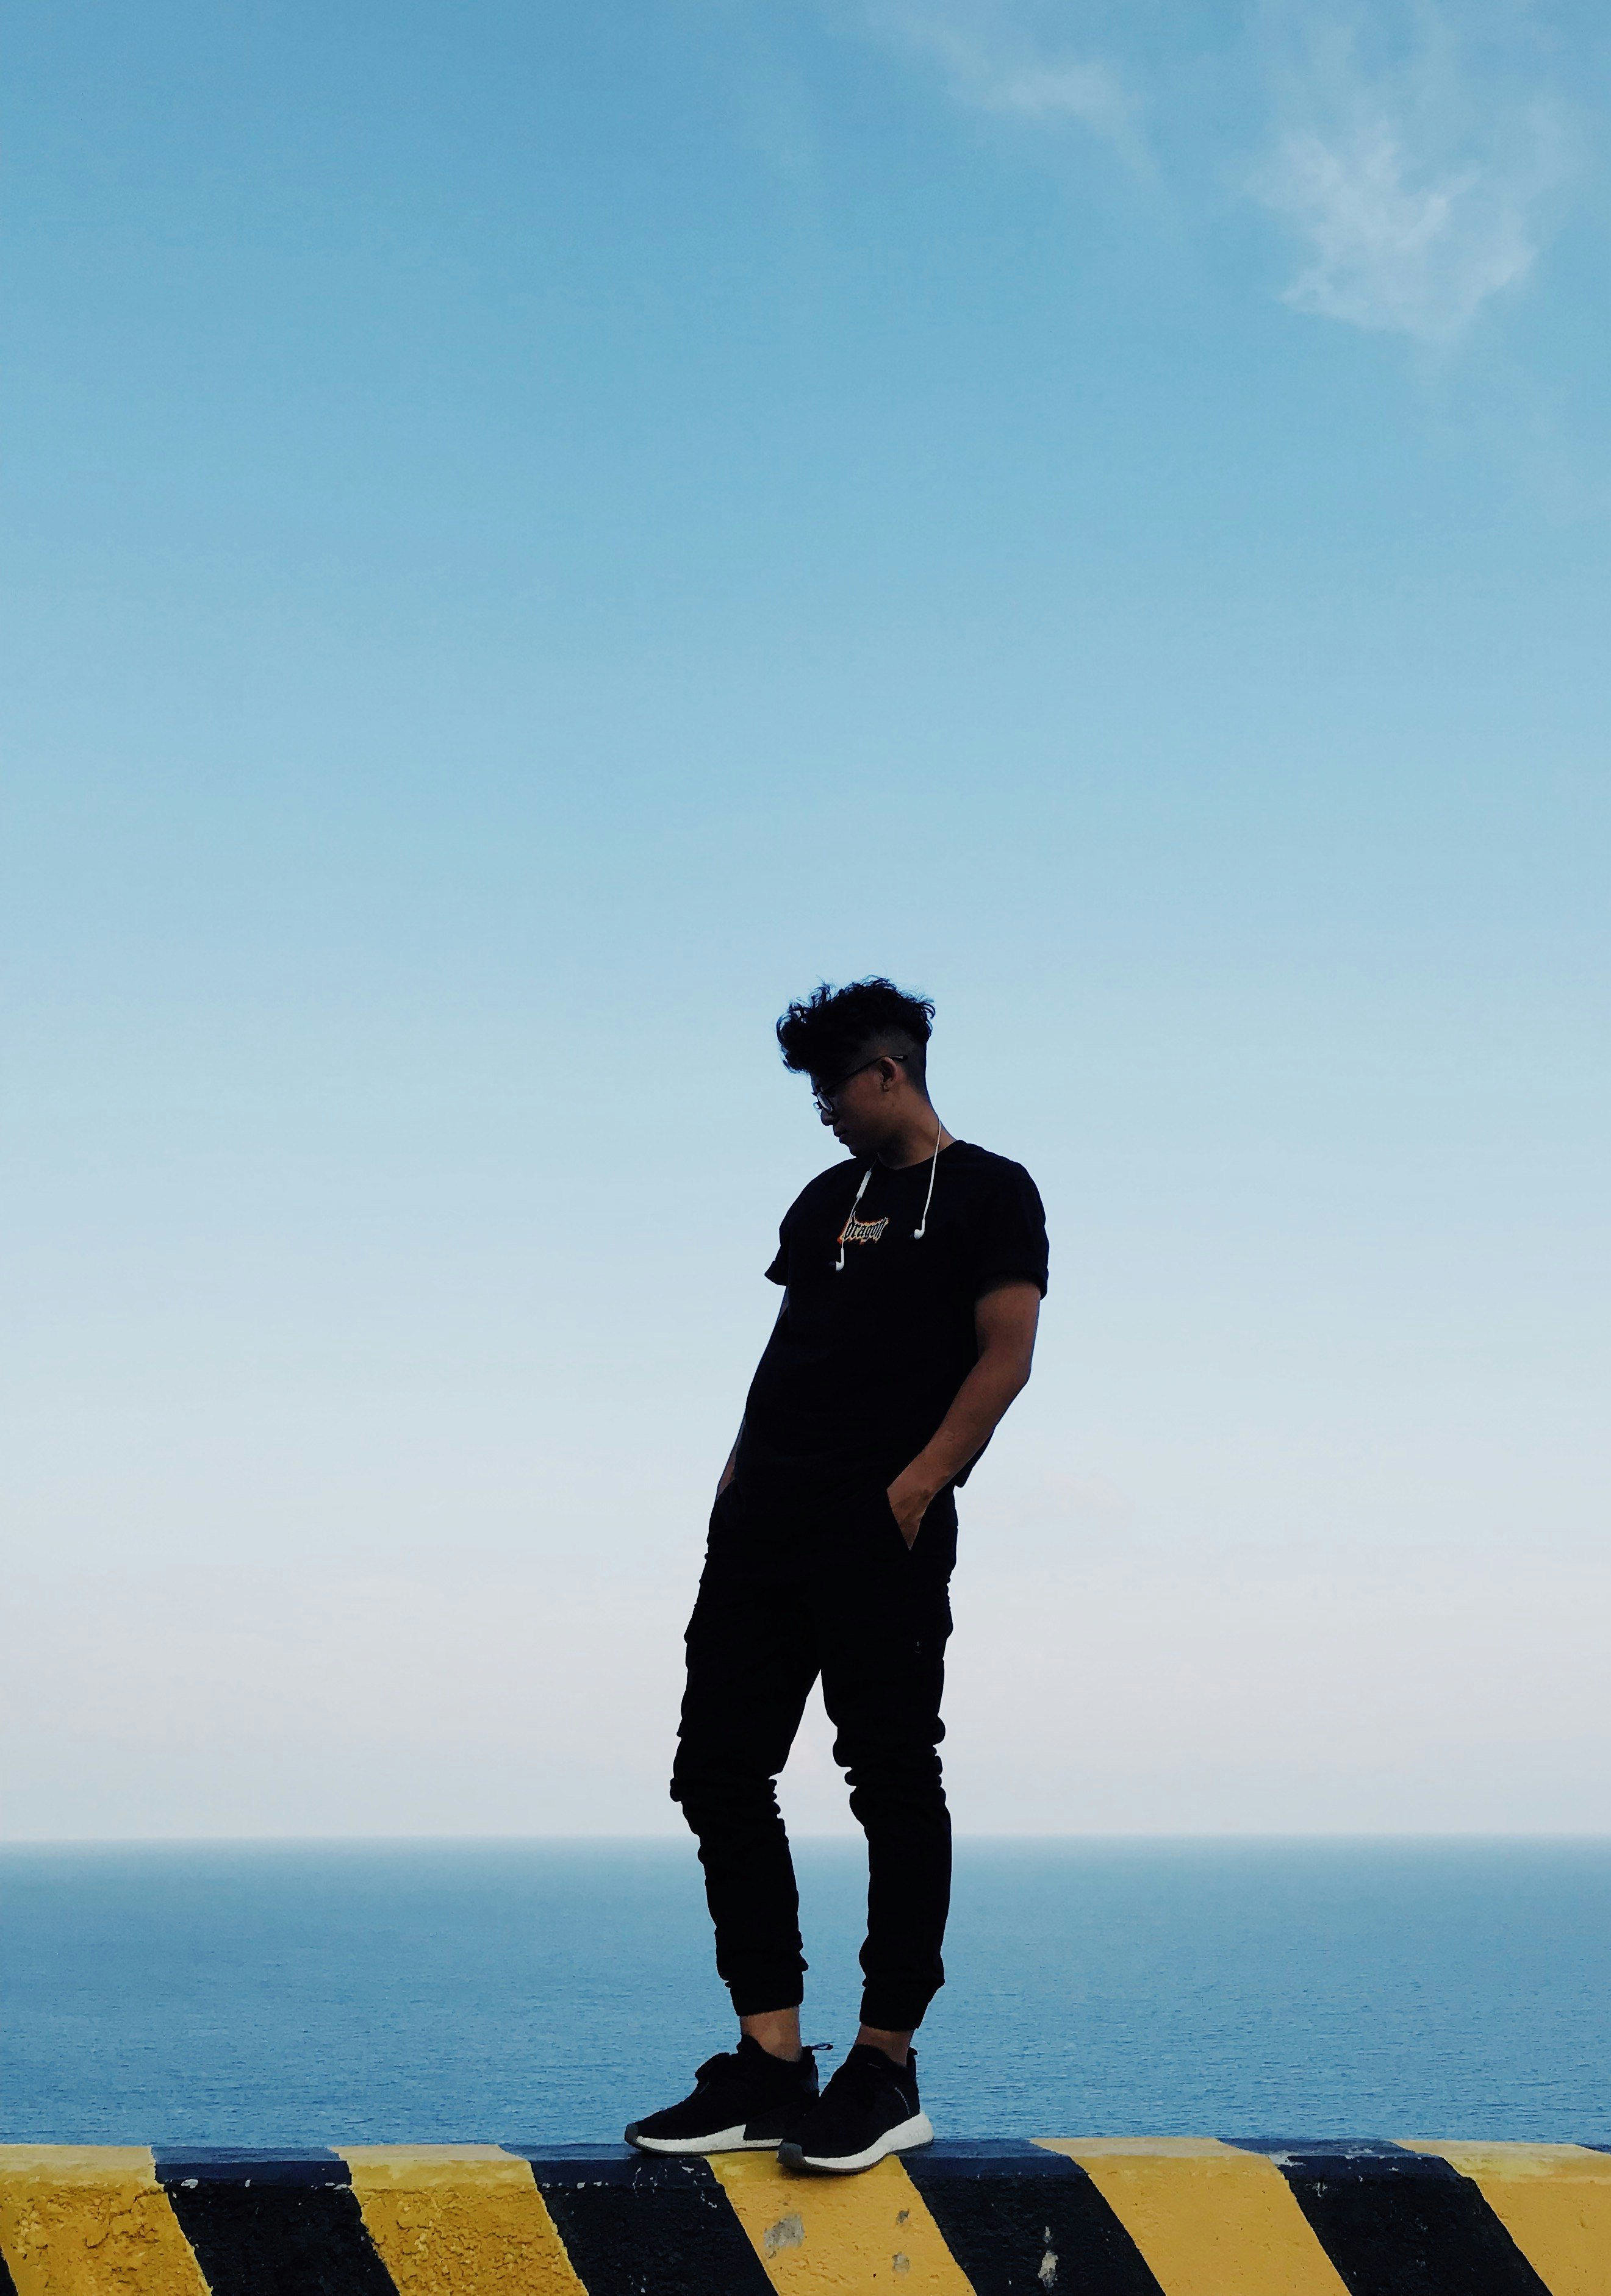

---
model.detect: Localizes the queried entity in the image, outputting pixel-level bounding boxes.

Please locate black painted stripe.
[902,2140,1166,2296]
[155,2150,352,2189]
[508,2144,773,2296]
[157,2153,396,2296]
[1227,2139,1554,2296]
[1230,2139,1411,2158]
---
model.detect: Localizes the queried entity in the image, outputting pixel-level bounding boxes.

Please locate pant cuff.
[858,1987,937,2033]
[730,1977,806,2016]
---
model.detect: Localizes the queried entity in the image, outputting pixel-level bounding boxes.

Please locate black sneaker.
[777,2043,934,2174]
[625,2036,820,2155]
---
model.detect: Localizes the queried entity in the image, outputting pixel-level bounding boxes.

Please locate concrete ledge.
[3,2137,1609,2294]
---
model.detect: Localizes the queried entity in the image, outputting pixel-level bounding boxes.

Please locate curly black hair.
[775,978,935,1091]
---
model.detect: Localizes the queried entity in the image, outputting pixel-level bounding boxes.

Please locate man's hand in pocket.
[885,1467,936,1548]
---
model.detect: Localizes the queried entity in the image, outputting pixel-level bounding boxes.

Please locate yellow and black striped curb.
[3,2137,1609,2294]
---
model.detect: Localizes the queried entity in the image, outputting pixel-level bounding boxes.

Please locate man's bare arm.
[886,1280,1041,1544]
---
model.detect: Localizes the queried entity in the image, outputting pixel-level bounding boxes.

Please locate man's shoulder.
[784,1157,861,1215]
[945,1140,1041,1194]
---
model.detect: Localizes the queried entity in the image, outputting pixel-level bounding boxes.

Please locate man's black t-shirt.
[736,1140,1049,1490]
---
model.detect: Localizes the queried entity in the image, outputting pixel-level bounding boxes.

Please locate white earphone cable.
[834,1167,872,1271]
[835,1123,942,1267]
[912,1120,942,1239]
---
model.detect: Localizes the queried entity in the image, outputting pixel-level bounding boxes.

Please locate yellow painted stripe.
[1398,2140,1611,2296]
[0,2147,212,2296]
[1038,2138,1352,2296]
[340,2147,586,2296]
[709,2149,974,2294]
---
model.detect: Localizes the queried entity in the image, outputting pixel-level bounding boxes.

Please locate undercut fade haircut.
[776,978,936,1093]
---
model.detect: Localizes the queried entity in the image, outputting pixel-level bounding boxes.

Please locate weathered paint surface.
[1229,2138,1555,2295]
[1399,2141,1611,2296]
[1038,2137,1352,2296]
[154,2151,395,2296]
[3,2140,1608,2294]
[0,2151,207,2296]
[511,2147,775,2296]
[342,2148,585,2296]
[710,2148,974,2293]
[903,2141,1166,2295]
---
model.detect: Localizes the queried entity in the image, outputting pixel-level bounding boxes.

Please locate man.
[626,978,1047,2173]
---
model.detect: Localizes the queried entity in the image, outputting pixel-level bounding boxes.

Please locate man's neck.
[876,1107,955,1170]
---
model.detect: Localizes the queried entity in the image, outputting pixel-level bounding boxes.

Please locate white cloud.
[860,1,1136,154]
[1252,9,1574,345]
[854,2,1579,347]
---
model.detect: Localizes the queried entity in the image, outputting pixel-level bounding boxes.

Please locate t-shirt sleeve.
[764,1201,795,1286]
[969,1164,1049,1299]
[766,1173,830,1285]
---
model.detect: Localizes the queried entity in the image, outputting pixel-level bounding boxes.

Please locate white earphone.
[912,1121,942,1239]
[834,1124,942,1268]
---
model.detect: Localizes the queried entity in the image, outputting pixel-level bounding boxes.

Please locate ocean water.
[2,1839,1607,2147]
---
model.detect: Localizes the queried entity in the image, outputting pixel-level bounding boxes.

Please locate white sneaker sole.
[625,2125,783,2155]
[784,2111,935,2174]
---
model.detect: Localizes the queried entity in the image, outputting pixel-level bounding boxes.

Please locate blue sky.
[4,0,1609,1837]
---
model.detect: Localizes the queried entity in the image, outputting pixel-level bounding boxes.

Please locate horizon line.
[4,1829,1609,1851]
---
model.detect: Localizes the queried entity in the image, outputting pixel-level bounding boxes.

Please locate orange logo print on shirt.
[839,1211,889,1248]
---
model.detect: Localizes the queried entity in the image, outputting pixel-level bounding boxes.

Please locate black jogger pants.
[669,1470,956,2034]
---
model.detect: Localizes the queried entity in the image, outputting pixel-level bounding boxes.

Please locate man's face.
[811,1053,899,1157]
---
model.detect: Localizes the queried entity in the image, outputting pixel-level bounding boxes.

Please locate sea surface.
[2,1839,1607,2147]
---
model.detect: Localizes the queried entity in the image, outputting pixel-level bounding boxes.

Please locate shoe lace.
[693,2041,834,2092]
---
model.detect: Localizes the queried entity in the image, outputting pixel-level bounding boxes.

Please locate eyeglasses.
[811,1054,903,1116]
